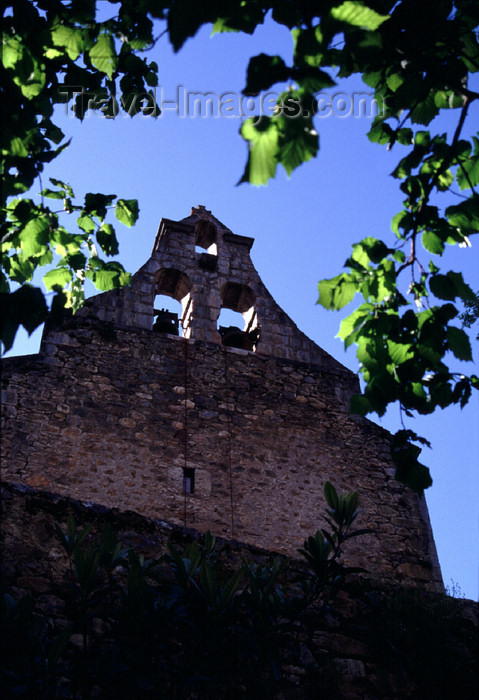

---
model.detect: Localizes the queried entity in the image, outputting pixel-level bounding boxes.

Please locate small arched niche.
[217,282,260,351]
[153,268,193,337]
[195,220,217,256]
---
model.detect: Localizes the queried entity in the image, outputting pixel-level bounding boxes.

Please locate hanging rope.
[223,347,236,538]
[182,337,188,527]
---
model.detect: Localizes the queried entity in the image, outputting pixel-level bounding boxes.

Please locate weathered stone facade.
[1,206,442,589]
[1,483,477,700]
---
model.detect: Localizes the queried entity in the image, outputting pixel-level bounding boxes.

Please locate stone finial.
[191,205,212,219]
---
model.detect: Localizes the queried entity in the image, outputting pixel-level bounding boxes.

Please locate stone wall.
[1,320,440,589]
[1,207,442,590]
[71,206,354,370]
[1,483,476,700]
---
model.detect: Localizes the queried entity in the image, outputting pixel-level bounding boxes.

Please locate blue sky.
[6,17,478,599]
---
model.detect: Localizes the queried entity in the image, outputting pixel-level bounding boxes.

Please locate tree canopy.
[2,0,163,349]
[2,0,479,492]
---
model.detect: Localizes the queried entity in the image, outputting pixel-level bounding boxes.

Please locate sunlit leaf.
[338,306,372,347]
[318,274,357,310]
[89,34,118,79]
[422,230,445,255]
[43,267,73,290]
[239,118,280,186]
[115,199,139,227]
[51,25,86,61]
[19,216,50,256]
[77,214,96,233]
[434,90,464,109]
[456,139,479,190]
[331,2,389,31]
[387,340,413,364]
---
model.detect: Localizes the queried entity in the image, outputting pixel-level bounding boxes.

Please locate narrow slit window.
[183,467,195,494]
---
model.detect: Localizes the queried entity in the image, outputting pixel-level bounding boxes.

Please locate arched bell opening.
[153,268,193,338]
[217,282,260,351]
[195,220,218,257]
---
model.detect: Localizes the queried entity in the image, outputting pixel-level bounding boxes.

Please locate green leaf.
[338,305,372,347]
[331,2,390,31]
[66,252,87,270]
[437,169,454,190]
[168,0,220,51]
[429,274,458,301]
[368,122,394,145]
[396,128,413,146]
[447,326,472,361]
[19,216,50,256]
[456,156,479,190]
[77,214,96,233]
[351,237,390,266]
[386,72,404,92]
[3,37,46,98]
[436,271,474,302]
[456,137,479,190]
[85,262,130,291]
[5,137,29,157]
[446,198,479,234]
[43,267,73,291]
[324,482,339,511]
[51,25,86,61]
[276,113,319,176]
[391,430,432,493]
[86,269,118,290]
[395,456,432,493]
[10,199,34,224]
[391,210,413,236]
[41,188,64,200]
[199,560,217,606]
[89,34,118,79]
[317,274,357,310]
[410,93,439,126]
[2,36,23,69]
[434,90,464,109]
[3,254,36,284]
[115,199,139,227]
[50,178,73,195]
[84,192,116,219]
[422,230,445,255]
[239,118,280,186]
[220,567,244,607]
[97,223,119,255]
[292,26,324,69]
[209,3,266,36]
[245,54,289,94]
[0,285,48,352]
[387,340,413,364]
[349,393,371,416]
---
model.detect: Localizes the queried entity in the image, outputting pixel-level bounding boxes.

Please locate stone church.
[1,205,442,590]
